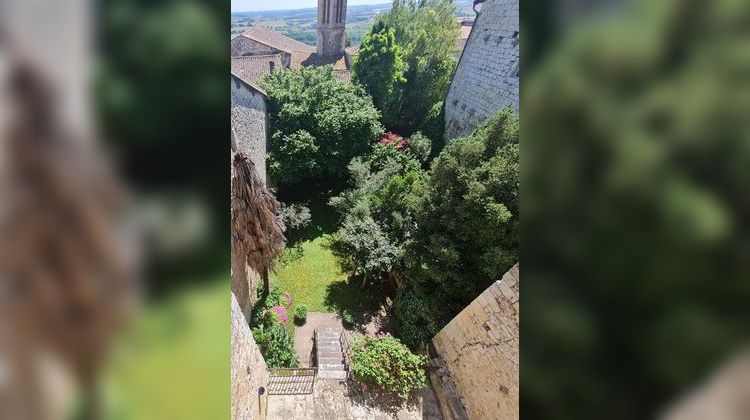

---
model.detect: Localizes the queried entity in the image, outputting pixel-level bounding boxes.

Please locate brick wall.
[232,293,269,419]
[444,0,519,140]
[431,264,519,420]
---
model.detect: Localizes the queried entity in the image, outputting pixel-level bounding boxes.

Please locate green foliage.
[329,145,424,282]
[350,334,428,398]
[341,308,356,326]
[393,284,440,349]
[278,202,312,231]
[252,319,298,368]
[524,2,750,416]
[420,102,445,155]
[329,216,401,279]
[294,304,308,325]
[375,0,459,134]
[405,132,432,164]
[406,109,519,315]
[261,66,384,185]
[352,21,407,127]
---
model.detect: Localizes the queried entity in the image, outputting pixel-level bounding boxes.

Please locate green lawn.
[105,277,229,419]
[271,235,347,313]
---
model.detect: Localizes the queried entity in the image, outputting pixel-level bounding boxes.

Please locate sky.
[232,0,390,13]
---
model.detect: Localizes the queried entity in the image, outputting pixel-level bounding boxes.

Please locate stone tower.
[317,0,347,57]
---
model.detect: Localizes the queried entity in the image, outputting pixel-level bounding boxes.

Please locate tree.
[329,142,425,285]
[352,21,406,127]
[261,66,384,185]
[375,0,459,135]
[405,108,519,315]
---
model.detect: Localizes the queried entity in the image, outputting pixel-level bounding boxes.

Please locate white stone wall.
[431,264,519,420]
[232,293,269,420]
[444,0,519,140]
[231,76,268,182]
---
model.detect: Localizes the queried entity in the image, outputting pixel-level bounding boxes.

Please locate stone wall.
[231,75,268,182]
[231,37,291,67]
[444,0,519,140]
[232,293,269,420]
[431,264,519,420]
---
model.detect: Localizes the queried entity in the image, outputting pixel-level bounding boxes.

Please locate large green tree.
[261,66,383,185]
[402,109,519,328]
[329,142,424,285]
[375,0,459,135]
[352,21,406,128]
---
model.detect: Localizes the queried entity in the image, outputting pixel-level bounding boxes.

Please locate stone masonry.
[231,74,268,182]
[430,264,519,420]
[444,0,519,140]
[232,293,269,420]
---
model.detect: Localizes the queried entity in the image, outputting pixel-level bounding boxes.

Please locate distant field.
[231,0,474,47]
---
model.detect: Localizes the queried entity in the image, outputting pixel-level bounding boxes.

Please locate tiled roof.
[296,52,349,70]
[345,46,359,56]
[231,54,283,90]
[240,27,315,54]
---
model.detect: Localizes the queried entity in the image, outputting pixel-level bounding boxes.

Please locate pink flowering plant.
[349,333,428,398]
[379,132,407,149]
[283,291,293,308]
[271,306,288,325]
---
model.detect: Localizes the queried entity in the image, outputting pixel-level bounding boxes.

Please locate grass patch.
[271,235,346,313]
[105,277,229,419]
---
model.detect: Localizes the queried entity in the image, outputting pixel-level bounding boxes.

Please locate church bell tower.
[317,0,347,57]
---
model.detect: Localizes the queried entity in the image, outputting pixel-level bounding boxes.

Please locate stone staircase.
[315,328,348,380]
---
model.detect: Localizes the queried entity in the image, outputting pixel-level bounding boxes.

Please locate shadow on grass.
[323,277,394,334]
[277,181,343,250]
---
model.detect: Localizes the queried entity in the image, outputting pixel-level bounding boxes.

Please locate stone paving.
[267,379,443,420]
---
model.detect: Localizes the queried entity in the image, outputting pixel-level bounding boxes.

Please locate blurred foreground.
[523,0,750,418]
[1,0,228,418]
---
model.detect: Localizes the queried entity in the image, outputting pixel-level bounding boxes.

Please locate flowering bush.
[271,306,288,325]
[379,132,407,149]
[350,333,428,398]
[282,291,293,308]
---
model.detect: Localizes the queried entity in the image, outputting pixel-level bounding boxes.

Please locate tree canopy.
[261,66,384,185]
[374,0,459,135]
[352,21,406,127]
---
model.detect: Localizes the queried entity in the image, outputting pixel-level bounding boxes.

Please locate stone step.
[317,344,342,353]
[317,369,348,380]
[318,356,343,364]
[318,363,345,371]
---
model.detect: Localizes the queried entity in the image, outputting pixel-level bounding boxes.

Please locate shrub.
[394,284,440,348]
[252,320,298,368]
[271,306,288,325]
[341,309,356,326]
[278,203,312,232]
[294,305,308,325]
[282,291,293,308]
[350,333,428,398]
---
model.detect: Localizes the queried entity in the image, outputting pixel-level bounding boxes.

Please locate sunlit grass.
[271,235,346,313]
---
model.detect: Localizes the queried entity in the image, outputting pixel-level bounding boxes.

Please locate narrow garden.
[246,0,519,411]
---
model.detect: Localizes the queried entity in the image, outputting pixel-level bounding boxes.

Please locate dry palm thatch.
[231,151,285,321]
[0,61,137,419]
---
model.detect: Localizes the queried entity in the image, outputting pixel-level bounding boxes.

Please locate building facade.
[444,0,519,140]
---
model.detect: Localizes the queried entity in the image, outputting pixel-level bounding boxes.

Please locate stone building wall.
[231,75,268,182]
[431,264,519,420]
[231,37,291,67]
[232,293,269,420]
[444,0,519,140]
